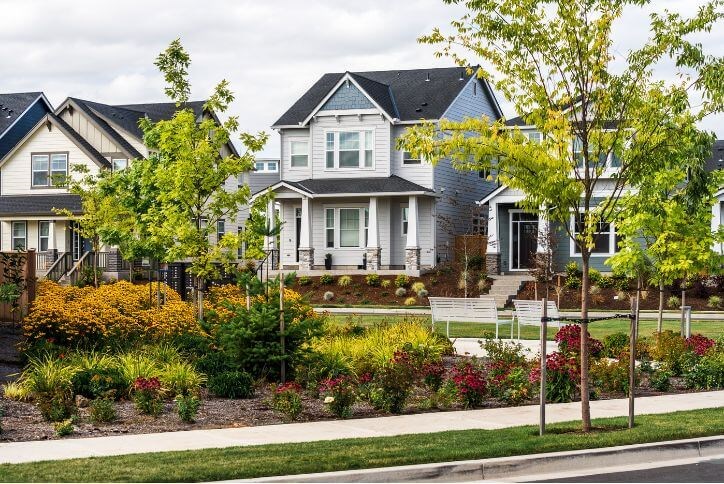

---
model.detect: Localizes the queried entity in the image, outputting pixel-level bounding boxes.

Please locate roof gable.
[320,81,375,111]
[0,92,51,137]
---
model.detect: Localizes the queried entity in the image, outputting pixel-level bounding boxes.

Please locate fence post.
[540,297,547,436]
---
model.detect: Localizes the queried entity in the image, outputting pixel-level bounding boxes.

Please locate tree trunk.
[657,279,664,333]
[580,253,592,432]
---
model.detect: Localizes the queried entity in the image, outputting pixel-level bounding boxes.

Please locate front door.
[510,212,538,270]
[295,207,302,262]
[71,221,90,261]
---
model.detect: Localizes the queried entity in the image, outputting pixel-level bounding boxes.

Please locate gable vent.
[425,72,430,82]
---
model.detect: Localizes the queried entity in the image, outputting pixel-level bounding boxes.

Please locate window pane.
[255,161,265,171]
[402,207,408,235]
[32,155,49,170]
[291,154,308,167]
[267,161,278,171]
[112,158,128,172]
[325,209,335,248]
[33,171,49,186]
[403,151,421,164]
[610,152,621,167]
[339,151,359,167]
[13,223,25,237]
[326,132,334,150]
[339,132,359,150]
[364,131,373,150]
[326,151,334,168]
[51,154,67,171]
[364,150,373,167]
[528,132,542,143]
[339,209,359,247]
[39,221,49,237]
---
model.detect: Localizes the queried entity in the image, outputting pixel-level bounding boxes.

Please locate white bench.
[512,299,561,340]
[429,296,505,339]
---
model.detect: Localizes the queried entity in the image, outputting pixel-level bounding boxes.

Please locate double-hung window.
[402,151,421,165]
[325,209,335,248]
[216,220,225,245]
[12,221,26,251]
[325,207,368,248]
[38,221,50,251]
[571,214,615,255]
[339,208,360,247]
[402,207,409,236]
[290,141,308,167]
[32,153,68,187]
[326,130,374,169]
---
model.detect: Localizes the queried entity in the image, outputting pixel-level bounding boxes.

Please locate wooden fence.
[0,249,37,322]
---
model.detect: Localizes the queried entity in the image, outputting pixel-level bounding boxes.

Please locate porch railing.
[67,251,109,285]
[44,252,73,282]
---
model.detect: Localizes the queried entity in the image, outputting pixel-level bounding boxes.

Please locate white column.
[300,196,311,249]
[264,196,276,251]
[367,197,379,248]
[406,195,418,248]
[48,220,56,251]
[486,203,498,253]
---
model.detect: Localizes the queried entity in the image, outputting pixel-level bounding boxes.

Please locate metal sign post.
[540,297,547,436]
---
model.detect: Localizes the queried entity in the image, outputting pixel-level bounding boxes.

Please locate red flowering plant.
[529,352,578,403]
[421,361,446,391]
[271,382,303,421]
[132,377,163,416]
[451,360,487,408]
[319,375,357,418]
[481,338,530,402]
[686,334,716,356]
[555,324,603,357]
[370,349,419,414]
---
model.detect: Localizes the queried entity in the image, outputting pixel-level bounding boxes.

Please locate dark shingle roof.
[280,175,434,195]
[273,67,486,126]
[504,115,530,127]
[48,113,111,168]
[0,194,82,216]
[705,140,724,173]
[0,93,44,136]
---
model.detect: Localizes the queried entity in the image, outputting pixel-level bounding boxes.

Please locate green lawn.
[1,408,722,482]
[328,314,724,340]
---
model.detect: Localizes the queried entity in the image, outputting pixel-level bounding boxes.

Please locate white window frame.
[12,221,26,251]
[112,158,128,172]
[402,206,409,236]
[38,220,50,252]
[325,208,335,248]
[289,139,309,168]
[569,213,617,257]
[402,151,421,165]
[255,160,279,173]
[323,128,375,170]
[216,220,225,245]
[525,131,542,143]
[323,205,368,249]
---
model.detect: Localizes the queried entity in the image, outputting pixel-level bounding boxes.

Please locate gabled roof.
[274,67,498,127]
[0,194,82,216]
[0,92,50,137]
[0,112,110,168]
[256,175,436,199]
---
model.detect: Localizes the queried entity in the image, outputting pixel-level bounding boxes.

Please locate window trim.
[11,221,27,251]
[322,128,375,171]
[254,160,279,173]
[216,220,225,245]
[111,158,128,172]
[289,139,309,168]
[569,213,617,257]
[38,220,50,252]
[31,152,69,188]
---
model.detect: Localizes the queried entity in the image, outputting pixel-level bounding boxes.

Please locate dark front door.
[295,207,302,262]
[511,212,538,270]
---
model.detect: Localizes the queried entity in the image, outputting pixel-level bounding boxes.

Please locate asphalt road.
[536,457,724,483]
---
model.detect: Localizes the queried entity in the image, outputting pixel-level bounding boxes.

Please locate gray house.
[258,67,502,274]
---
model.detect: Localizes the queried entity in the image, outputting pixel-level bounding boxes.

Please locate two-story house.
[256,67,503,275]
[0,95,239,280]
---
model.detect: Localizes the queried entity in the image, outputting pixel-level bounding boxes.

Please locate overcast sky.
[1,0,720,157]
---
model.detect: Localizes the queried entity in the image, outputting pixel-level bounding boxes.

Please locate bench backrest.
[512,299,559,326]
[429,296,498,323]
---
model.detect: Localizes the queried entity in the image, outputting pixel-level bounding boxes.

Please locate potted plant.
[324,253,332,270]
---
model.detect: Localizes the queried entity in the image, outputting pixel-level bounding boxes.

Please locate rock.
[75,395,90,408]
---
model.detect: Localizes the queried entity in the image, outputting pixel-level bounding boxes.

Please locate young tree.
[399,0,722,431]
[139,39,267,316]
[608,136,724,331]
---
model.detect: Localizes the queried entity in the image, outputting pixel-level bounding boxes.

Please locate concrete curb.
[238,435,724,482]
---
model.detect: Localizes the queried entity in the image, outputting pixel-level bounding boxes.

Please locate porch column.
[405,195,420,274]
[47,220,58,262]
[366,197,381,270]
[298,196,314,270]
[264,197,276,252]
[485,203,501,274]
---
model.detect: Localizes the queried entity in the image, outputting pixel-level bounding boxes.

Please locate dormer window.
[32,152,67,187]
[324,130,374,169]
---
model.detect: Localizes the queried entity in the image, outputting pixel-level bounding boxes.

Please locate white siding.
[390,125,433,188]
[60,109,123,156]
[279,128,311,181]
[0,123,100,196]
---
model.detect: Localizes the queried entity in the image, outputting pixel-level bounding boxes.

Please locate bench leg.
[518,321,521,341]
[510,318,514,339]
[495,321,498,339]
[446,320,450,339]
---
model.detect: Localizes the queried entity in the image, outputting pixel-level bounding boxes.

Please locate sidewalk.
[1,391,722,465]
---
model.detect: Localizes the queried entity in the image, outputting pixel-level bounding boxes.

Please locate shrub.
[338,276,352,287]
[395,287,407,297]
[404,297,417,306]
[54,419,74,437]
[423,379,458,410]
[650,369,672,392]
[684,352,724,390]
[555,324,603,356]
[370,350,418,414]
[271,382,303,421]
[175,395,201,423]
[411,282,426,294]
[394,274,410,288]
[132,377,163,416]
[381,279,391,288]
[23,281,200,348]
[564,275,581,289]
[319,274,334,285]
[323,291,335,301]
[115,352,162,392]
[588,268,604,286]
[24,356,77,422]
[590,357,633,394]
[421,361,446,391]
[667,295,681,309]
[207,371,254,399]
[89,398,117,423]
[529,352,578,403]
[297,276,312,286]
[707,295,722,309]
[69,352,125,400]
[161,361,205,397]
[194,351,237,378]
[365,274,381,287]
[498,367,534,405]
[650,331,696,376]
[417,289,429,298]
[482,338,531,403]
[466,255,485,270]
[451,361,487,408]
[214,287,325,380]
[602,332,630,358]
[686,334,716,356]
[319,375,356,418]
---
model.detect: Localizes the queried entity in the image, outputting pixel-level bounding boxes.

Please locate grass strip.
[1,407,723,482]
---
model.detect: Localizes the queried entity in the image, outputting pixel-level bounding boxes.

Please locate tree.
[399,0,722,431]
[137,39,267,317]
[608,136,724,332]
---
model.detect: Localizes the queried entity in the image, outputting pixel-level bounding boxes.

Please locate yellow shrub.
[24,281,200,346]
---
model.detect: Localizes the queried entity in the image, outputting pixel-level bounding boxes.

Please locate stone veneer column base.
[366,248,381,271]
[405,247,421,274]
[298,248,314,271]
[485,252,501,275]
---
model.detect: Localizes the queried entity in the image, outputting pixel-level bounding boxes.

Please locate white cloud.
[0,0,720,156]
